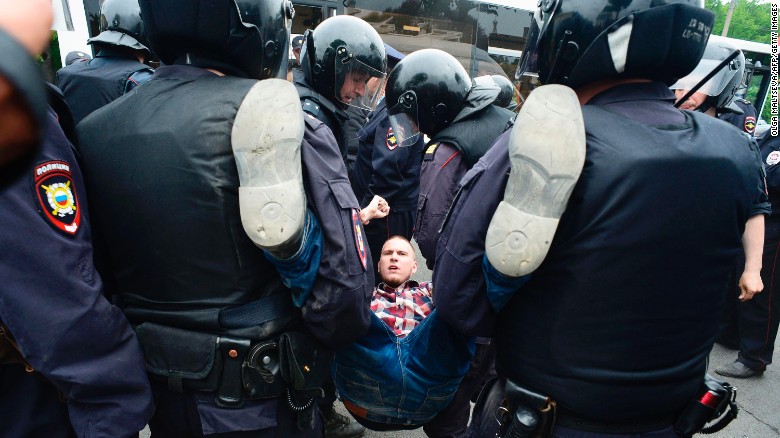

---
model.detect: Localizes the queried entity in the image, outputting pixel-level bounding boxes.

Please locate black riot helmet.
[88,0,151,54]
[300,15,387,111]
[670,39,745,113]
[516,0,715,89]
[139,0,294,80]
[491,75,518,111]
[386,49,471,147]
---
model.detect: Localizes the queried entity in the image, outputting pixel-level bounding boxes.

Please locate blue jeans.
[334,310,475,428]
[482,255,531,312]
[265,210,322,308]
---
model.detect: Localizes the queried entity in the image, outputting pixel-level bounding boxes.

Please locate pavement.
[142,240,780,437]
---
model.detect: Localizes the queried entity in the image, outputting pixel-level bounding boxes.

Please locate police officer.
[294,16,387,437]
[671,39,758,137]
[715,130,780,378]
[352,44,424,279]
[490,74,519,112]
[294,15,387,168]
[671,41,769,368]
[292,34,304,63]
[64,51,92,66]
[2,47,153,438]
[55,0,153,124]
[0,0,50,166]
[75,0,374,436]
[433,1,765,436]
[385,49,515,270]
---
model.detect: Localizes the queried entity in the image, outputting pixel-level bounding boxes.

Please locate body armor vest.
[56,56,152,124]
[496,106,760,421]
[76,74,297,339]
[430,104,514,167]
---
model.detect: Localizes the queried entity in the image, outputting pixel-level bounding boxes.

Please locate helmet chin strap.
[696,100,714,114]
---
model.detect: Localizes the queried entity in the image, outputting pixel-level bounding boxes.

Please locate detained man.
[371,236,433,337]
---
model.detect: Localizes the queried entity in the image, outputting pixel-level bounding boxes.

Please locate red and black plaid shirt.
[371,280,434,337]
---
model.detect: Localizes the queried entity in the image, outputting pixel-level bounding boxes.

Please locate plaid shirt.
[371,280,434,337]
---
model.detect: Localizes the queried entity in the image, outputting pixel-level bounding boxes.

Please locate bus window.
[291,4,327,35]
[473,2,531,79]
[347,1,475,73]
[346,0,532,81]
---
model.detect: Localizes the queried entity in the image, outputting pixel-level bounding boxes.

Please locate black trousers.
[148,382,323,438]
[719,219,780,370]
[364,209,415,280]
[423,341,496,438]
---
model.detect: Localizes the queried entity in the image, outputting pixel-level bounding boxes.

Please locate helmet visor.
[670,57,738,97]
[335,53,387,111]
[387,90,421,148]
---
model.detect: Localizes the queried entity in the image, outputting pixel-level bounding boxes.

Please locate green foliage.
[50,31,62,72]
[705,0,772,43]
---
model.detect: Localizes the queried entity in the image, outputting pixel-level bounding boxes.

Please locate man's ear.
[411,260,418,276]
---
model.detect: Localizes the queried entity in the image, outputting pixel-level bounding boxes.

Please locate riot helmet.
[386,49,471,147]
[516,0,714,89]
[491,75,518,111]
[139,0,294,80]
[670,39,745,113]
[88,0,151,54]
[300,15,387,111]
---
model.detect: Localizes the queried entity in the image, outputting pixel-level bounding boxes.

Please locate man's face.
[339,70,370,104]
[378,237,418,288]
[365,76,384,100]
[674,89,708,111]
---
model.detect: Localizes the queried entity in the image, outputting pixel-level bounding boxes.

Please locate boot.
[485,84,586,277]
[323,405,366,438]
[231,78,306,259]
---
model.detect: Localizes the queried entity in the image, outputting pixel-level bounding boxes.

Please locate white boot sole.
[485,84,585,277]
[232,79,305,250]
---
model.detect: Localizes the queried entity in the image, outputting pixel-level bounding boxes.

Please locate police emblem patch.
[386,127,398,150]
[352,209,367,270]
[745,116,756,135]
[34,161,81,235]
[767,151,780,166]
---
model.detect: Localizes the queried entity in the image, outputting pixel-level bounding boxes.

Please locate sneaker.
[323,407,365,438]
[231,79,306,256]
[715,360,765,379]
[485,84,586,277]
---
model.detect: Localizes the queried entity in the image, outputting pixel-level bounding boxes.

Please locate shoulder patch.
[744,116,756,135]
[386,127,398,150]
[352,209,367,270]
[424,143,439,161]
[302,99,322,118]
[34,161,81,235]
